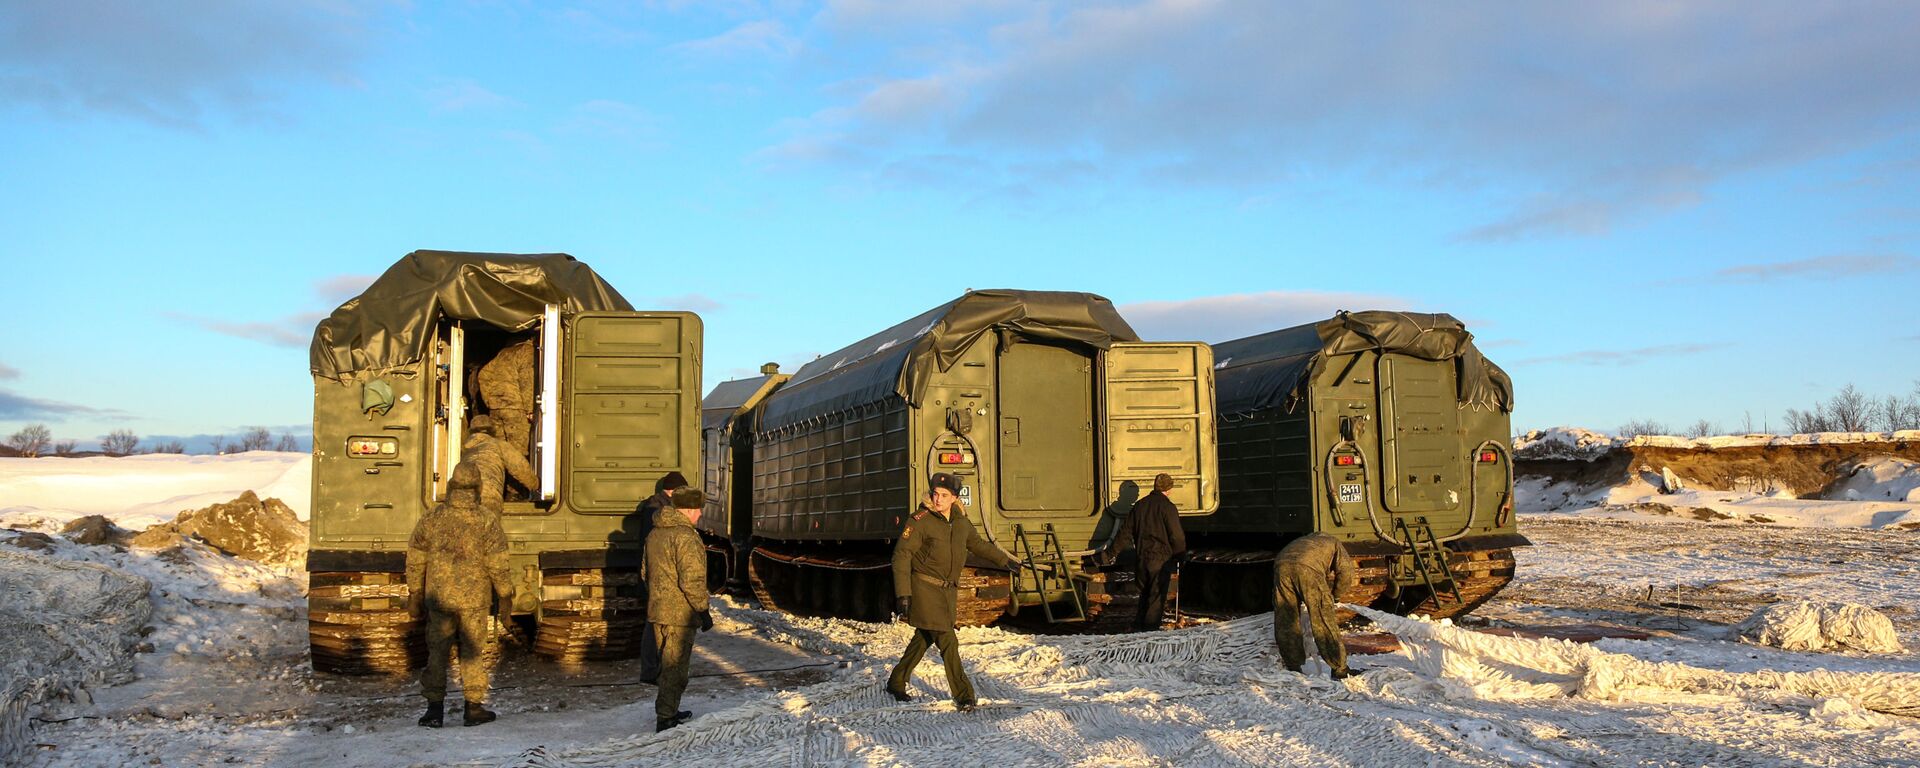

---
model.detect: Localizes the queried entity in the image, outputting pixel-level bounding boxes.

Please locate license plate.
[1337,484,1363,504]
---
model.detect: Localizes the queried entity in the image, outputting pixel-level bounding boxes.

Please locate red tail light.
[1478,451,1499,463]
[1334,455,1359,466]
[938,452,972,465]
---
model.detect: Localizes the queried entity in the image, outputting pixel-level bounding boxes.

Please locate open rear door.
[563,312,703,514]
[537,305,560,501]
[1103,342,1219,515]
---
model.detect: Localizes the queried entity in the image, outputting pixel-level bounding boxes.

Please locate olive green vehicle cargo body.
[307,251,702,672]
[1182,310,1526,619]
[711,289,1220,626]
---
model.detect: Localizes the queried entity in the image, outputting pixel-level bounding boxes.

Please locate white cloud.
[425,78,515,112]
[672,19,800,58]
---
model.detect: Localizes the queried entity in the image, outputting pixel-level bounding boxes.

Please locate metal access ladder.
[1010,523,1086,623]
[1393,516,1463,605]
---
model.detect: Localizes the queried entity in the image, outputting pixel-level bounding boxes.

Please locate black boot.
[655,711,691,732]
[885,685,911,702]
[417,701,444,728]
[1331,668,1363,680]
[463,700,496,727]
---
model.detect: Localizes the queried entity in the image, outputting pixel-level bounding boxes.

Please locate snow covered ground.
[4,454,1919,766]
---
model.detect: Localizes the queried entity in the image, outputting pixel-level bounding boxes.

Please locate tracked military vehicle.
[1182,311,1526,620]
[307,251,701,674]
[698,290,1219,628]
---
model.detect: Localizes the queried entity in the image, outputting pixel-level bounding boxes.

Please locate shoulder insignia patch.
[901,524,913,539]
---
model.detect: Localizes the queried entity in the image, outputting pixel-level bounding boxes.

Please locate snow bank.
[1825,456,1920,503]
[1738,601,1905,655]
[0,452,311,531]
[1355,606,1920,718]
[1513,427,1619,461]
[0,547,152,763]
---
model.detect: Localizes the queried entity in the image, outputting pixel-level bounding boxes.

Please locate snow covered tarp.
[0,548,152,763]
[1738,601,1905,655]
[309,251,633,382]
[1212,310,1512,415]
[759,289,1139,429]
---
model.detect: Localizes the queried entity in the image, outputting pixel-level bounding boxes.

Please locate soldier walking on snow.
[887,472,1025,711]
[408,460,515,727]
[1099,472,1188,630]
[1271,532,1359,680]
[477,338,537,466]
[645,487,713,732]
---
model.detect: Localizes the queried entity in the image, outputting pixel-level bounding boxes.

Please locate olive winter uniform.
[1271,532,1358,678]
[887,486,1017,707]
[463,427,536,507]
[477,339,537,462]
[1101,473,1187,630]
[643,487,712,731]
[407,461,514,726]
[634,471,689,684]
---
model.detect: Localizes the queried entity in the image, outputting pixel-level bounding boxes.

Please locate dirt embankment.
[1518,439,1920,498]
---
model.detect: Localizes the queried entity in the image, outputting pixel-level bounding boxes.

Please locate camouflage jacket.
[1273,533,1358,596]
[643,506,709,626]
[477,340,536,413]
[891,504,1015,631]
[406,498,514,614]
[463,432,536,506]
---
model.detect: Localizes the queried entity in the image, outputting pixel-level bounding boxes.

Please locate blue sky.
[4,1,1918,451]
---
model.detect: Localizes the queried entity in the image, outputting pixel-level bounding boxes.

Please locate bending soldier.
[644,487,713,732]
[1100,472,1187,630]
[476,338,537,465]
[465,415,536,506]
[634,471,690,685]
[1271,532,1359,680]
[407,460,515,727]
[887,472,1023,711]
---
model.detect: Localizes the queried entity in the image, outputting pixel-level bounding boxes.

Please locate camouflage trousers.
[652,623,696,719]
[422,609,496,704]
[888,629,975,704]
[492,408,533,466]
[1273,563,1347,675]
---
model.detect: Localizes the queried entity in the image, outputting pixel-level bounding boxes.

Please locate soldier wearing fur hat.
[633,471,690,684]
[407,459,515,727]
[1100,472,1188,630]
[645,486,714,732]
[886,472,1021,710]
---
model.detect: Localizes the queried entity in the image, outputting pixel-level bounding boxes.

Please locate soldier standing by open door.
[408,460,515,727]
[1100,472,1187,630]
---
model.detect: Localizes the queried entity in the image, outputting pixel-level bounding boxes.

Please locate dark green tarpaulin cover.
[1212,310,1513,414]
[760,290,1139,430]
[310,251,632,381]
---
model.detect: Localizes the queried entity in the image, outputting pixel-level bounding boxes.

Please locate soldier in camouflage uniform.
[477,339,537,463]
[887,472,1021,710]
[1272,532,1359,680]
[407,460,515,727]
[644,486,713,732]
[465,415,536,506]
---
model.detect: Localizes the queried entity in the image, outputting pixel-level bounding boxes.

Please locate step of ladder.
[1393,516,1463,605]
[1011,523,1086,623]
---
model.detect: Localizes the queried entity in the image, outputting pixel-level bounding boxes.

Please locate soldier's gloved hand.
[895,596,911,617]
[698,611,714,632]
